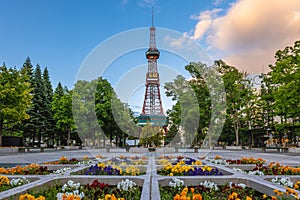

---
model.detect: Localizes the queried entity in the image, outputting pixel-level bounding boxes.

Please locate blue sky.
[1,0,299,112]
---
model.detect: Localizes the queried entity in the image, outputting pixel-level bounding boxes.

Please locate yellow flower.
[169,173,173,176]
[262,194,267,199]
[104,194,118,200]
[19,194,45,200]
[246,196,252,200]
[98,163,106,168]
[83,155,89,160]
[192,160,202,165]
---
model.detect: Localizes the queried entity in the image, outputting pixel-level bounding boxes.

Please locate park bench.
[18,147,45,152]
[261,146,288,153]
[213,145,226,150]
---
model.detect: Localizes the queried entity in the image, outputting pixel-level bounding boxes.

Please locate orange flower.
[190,188,195,193]
[192,193,202,200]
[174,194,181,200]
[271,196,277,200]
[180,187,188,196]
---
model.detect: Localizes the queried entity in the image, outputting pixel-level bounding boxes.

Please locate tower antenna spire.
[152,6,154,27]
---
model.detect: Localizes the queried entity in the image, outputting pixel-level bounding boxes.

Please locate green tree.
[51,87,75,146]
[165,62,226,147]
[22,57,34,79]
[215,60,251,146]
[0,65,32,146]
[29,65,48,147]
[266,40,300,144]
[19,57,35,140]
[54,82,64,97]
[42,67,55,146]
[72,80,99,146]
[139,123,163,147]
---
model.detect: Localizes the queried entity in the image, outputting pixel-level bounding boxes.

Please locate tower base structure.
[137,115,167,127]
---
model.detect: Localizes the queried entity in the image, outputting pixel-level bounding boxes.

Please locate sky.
[1,0,300,112]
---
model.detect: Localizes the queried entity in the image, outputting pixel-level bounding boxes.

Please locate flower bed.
[73,164,146,176]
[156,177,298,200]
[233,163,300,176]
[104,156,148,166]
[43,156,93,165]
[0,164,55,175]
[0,175,31,192]
[225,157,266,165]
[270,176,300,189]
[156,156,203,166]
[14,178,142,200]
[160,178,264,200]
[157,163,227,176]
[204,156,266,165]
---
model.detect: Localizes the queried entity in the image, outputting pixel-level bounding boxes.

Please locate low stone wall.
[129,147,149,153]
[0,147,19,153]
[156,147,174,153]
[288,147,300,153]
[225,146,242,150]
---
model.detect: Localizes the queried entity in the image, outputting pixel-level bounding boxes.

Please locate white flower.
[169,178,184,188]
[232,168,246,174]
[51,167,71,175]
[62,183,68,192]
[10,177,30,187]
[271,176,294,188]
[56,191,84,200]
[248,170,264,176]
[56,193,63,199]
[61,180,81,192]
[232,168,264,176]
[229,182,246,189]
[205,158,227,165]
[67,180,74,186]
[117,179,136,191]
[199,180,218,191]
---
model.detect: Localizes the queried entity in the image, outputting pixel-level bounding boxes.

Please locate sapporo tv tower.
[138,8,167,129]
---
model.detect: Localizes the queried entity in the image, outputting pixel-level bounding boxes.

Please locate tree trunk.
[234,111,239,146]
[235,123,239,146]
[0,119,3,147]
[67,128,71,146]
[208,131,212,148]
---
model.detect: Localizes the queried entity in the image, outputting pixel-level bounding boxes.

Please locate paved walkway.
[0,148,299,166]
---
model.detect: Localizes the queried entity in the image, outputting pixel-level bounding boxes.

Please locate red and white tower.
[138,10,167,127]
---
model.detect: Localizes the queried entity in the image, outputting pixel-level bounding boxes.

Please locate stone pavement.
[0,148,299,166]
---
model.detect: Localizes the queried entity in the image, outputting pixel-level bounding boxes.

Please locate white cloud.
[190,0,300,73]
[190,9,222,40]
[164,32,193,50]
[213,0,223,6]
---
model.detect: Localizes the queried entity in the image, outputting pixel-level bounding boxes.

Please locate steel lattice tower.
[138,10,167,128]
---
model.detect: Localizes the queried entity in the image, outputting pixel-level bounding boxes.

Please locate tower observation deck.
[137,11,167,128]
